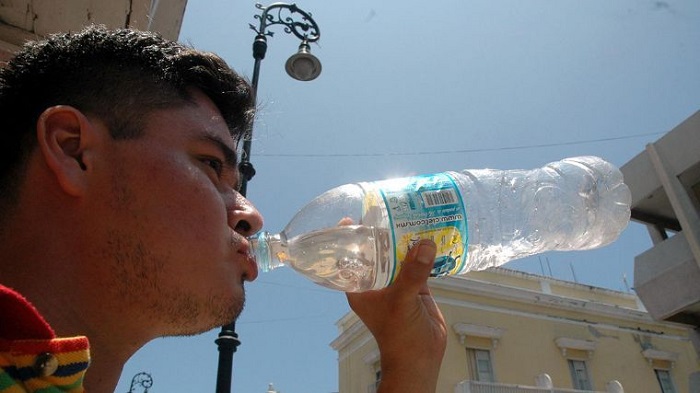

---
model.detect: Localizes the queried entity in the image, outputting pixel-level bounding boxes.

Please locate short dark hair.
[0,25,255,210]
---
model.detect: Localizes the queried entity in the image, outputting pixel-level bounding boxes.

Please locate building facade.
[331,268,700,393]
[0,0,188,62]
[621,109,700,391]
[621,110,700,332]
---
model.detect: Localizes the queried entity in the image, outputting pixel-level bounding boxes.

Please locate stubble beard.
[105,229,245,336]
[105,170,245,337]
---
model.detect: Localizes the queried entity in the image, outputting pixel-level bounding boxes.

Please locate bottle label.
[367,172,468,285]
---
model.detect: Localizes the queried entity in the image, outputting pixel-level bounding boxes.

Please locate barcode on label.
[421,189,458,207]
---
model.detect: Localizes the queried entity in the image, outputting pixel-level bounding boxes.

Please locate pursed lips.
[231,231,258,282]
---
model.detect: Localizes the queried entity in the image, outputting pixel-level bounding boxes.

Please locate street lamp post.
[214,3,321,393]
[127,372,153,393]
[239,2,321,196]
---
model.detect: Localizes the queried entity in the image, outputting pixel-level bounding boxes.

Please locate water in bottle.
[250,156,631,292]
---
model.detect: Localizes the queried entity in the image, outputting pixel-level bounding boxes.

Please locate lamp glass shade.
[285,43,321,81]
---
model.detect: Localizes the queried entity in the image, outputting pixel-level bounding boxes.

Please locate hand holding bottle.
[346,239,447,392]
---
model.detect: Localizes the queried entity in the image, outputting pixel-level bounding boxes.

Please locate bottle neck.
[249,231,286,272]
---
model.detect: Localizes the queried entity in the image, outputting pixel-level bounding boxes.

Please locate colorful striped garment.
[0,285,90,393]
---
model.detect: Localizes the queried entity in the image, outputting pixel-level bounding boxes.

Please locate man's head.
[0,25,255,213]
[0,26,263,338]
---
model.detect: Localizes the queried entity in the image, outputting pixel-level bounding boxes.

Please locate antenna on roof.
[623,273,631,293]
[569,262,579,283]
[538,256,546,276]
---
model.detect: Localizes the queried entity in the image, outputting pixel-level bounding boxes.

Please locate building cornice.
[555,337,597,358]
[429,271,659,324]
[453,322,505,348]
[330,314,371,353]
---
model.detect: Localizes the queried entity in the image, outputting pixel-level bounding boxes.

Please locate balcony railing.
[455,380,607,393]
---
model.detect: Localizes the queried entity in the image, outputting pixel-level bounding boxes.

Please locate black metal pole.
[214,4,320,392]
[213,37,264,393]
[237,35,266,197]
[213,46,264,393]
[214,322,239,393]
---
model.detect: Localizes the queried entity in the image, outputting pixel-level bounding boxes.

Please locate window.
[366,362,381,393]
[374,369,382,388]
[466,348,494,382]
[363,350,381,393]
[641,348,679,393]
[655,369,677,393]
[568,359,592,390]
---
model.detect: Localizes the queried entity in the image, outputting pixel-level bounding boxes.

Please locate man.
[0,26,446,392]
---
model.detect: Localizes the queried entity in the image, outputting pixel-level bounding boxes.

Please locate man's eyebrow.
[200,134,239,169]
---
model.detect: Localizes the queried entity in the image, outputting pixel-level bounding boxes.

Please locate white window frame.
[568,359,593,391]
[654,368,677,393]
[466,348,495,383]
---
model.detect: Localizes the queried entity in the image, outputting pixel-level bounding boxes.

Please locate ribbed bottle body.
[249,156,631,292]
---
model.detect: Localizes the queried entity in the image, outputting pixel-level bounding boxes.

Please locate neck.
[1,211,155,393]
[4,260,150,390]
[81,333,143,392]
[2,248,154,392]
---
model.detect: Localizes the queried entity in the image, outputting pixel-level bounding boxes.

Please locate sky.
[115,1,700,392]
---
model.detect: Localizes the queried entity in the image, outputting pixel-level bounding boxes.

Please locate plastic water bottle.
[250,156,631,292]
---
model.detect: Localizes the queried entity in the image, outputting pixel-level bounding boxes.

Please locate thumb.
[393,240,437,293]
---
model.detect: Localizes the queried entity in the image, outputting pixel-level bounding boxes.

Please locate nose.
[228,191,264,237]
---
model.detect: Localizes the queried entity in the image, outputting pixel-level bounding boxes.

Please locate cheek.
[132,161,229,249]
[165,183,228,244]
[100,146,233,264]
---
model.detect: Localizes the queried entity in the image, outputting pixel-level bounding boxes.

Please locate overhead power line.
[255,130,665,158]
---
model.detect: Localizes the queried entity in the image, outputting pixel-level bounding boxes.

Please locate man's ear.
[37,105,98,196]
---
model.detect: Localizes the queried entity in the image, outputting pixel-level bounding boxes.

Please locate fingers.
[393,239,436,294]
[337,217,354,226]
[345,240,436,313]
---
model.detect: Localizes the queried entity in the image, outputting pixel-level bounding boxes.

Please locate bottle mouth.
[248,231,286,272]
[248,232,270,272]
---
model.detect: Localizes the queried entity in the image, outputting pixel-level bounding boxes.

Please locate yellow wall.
[332,268,700,393]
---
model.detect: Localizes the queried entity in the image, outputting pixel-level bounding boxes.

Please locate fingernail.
[415,240,436,265]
